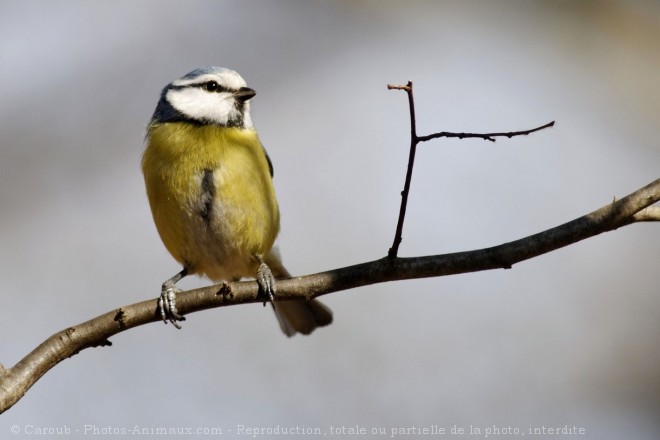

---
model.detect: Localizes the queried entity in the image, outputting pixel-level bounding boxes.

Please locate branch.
[632,205,660,223]
[417,120,555,143]
[386,81,554,258]
[1,177,658,413]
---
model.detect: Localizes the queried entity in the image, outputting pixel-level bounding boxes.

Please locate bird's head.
[151,67,256,128]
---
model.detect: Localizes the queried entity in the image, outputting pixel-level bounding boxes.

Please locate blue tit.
[142,67,332,335]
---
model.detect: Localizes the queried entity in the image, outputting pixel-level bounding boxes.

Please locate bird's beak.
[234,87,256,102]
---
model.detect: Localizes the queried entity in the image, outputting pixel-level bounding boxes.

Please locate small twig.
[388,81,416,258]
[386,81,554,258]
[417,121,555,143]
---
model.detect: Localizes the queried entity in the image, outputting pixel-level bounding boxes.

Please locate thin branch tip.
[387,82,412,91]
[417,120,555,144]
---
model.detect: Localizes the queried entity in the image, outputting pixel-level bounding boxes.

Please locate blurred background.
[1,0,659,438]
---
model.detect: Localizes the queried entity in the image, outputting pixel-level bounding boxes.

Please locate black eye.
[204,81,219,92]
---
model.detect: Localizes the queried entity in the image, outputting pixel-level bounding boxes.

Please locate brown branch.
[386,81,554,258]
[632,205,660,223]
[1,177,658,413]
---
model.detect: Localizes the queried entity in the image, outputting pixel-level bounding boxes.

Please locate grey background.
[1,1,659,438]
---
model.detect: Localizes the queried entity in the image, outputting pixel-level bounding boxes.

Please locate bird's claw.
[257,262,276,305]
[159,283,186,329]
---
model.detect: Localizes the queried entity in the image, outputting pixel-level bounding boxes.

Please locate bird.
[141,66,332,336]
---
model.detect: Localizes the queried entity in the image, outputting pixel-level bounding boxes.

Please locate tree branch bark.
[1,177,658,413]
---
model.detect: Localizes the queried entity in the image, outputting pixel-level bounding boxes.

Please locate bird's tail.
[265,248,333,336]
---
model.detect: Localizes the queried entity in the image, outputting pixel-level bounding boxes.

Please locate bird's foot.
[159,282,186,329]
[257,262,276,306]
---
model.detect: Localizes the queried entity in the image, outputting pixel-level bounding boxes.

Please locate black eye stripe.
[192,80,230,93]
[167,81,235,95]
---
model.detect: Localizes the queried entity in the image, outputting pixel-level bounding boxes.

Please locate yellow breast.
[142,122,280,280]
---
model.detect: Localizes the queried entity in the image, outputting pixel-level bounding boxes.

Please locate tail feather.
[266,248,333,337]
[273,299,333,336]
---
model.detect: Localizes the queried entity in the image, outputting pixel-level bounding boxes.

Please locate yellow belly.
[142,122,280,281]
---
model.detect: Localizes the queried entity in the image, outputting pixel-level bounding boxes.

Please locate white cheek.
[242,102,253,129]
[167,88,237,124]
